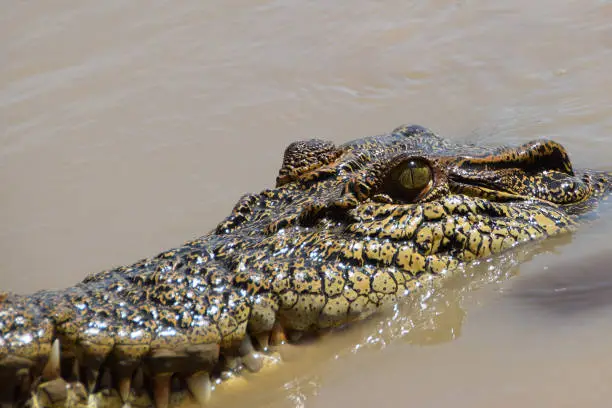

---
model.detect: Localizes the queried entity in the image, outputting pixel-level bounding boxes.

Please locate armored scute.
[1,125,610,407]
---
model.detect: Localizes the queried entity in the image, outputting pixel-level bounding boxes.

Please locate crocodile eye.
[384,159,433,202]
[396,162,431,190]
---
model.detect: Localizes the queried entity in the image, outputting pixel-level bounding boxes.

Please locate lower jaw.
[2,322,314,408]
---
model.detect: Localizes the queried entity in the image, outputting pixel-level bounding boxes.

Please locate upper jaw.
[446,164,600,207]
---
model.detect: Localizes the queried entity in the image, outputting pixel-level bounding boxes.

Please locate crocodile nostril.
[458,139,575,176]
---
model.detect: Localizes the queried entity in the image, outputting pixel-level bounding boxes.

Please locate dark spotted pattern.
[0,125,610,407]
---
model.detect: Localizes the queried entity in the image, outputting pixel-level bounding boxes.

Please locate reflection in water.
[245,235,576,408]
[508,207,612,317]
[511,252,612,315]
[282,378,321,408]
[352,235,573,349]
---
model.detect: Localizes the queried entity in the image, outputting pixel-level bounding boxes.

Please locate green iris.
[386,159,433,202]
[397,161,432,190]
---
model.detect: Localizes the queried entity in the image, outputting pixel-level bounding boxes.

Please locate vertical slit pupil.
[396,161,431,190]
[385,159,433,202]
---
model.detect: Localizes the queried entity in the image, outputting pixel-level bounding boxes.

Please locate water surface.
[2,1,612,407]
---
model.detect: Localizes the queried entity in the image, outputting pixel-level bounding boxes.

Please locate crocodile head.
[1,125,610,407]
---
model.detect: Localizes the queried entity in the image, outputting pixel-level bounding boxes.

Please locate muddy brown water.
[2,1,612,407]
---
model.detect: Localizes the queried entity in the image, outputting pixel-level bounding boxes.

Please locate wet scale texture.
[0,125,610,407]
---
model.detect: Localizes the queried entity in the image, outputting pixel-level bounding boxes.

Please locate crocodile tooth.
[132,366,144,391]
[254,332,269,351]
[83,366,100,393]
[71,357,80,381]
[152,373,172,408]
[99,367,112,389]
[238,336,255,357]
[186,371,211,407]
[222,355,241,374]
[116,374,132,402]
[219,355,241,381]
[112,361,139,402]
[239,336,262,373]
[18,368,32,397]
[270,322,287,346]
[42,338,61,381]
[74,338,114,391]
[242,352,263,373]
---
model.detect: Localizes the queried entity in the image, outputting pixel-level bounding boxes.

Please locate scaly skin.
[1,125,610,407]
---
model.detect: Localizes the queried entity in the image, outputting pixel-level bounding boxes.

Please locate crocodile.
[1,125,610,408]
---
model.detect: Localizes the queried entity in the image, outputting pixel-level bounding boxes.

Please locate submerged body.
[1,125,610,407]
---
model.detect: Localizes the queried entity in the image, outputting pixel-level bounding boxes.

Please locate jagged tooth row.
[23,323,294,408]
[0,354,51,405]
